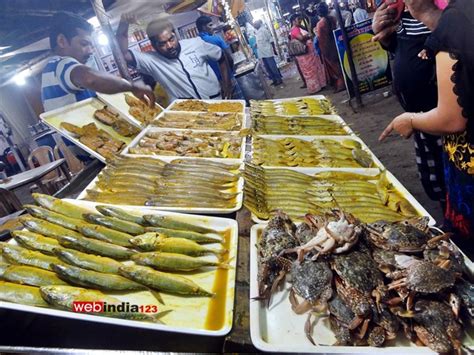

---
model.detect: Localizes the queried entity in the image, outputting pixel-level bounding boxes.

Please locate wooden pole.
[90,0,131,81]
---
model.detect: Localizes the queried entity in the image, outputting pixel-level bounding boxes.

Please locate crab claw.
[448,293,461,319]
[305,313,316,346]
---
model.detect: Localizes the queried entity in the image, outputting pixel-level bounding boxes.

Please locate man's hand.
[221,81,233,99]
[131,82,156,108]
[120,13,138,25]
[372,3,398,42]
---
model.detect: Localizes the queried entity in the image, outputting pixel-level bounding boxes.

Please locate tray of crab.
[243,164,434,225]
[250,134,385,169]
[77,155,244,214]
[249,211,474,353]
[0,195,238,336]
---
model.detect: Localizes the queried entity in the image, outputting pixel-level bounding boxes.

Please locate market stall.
[0,94,472,354]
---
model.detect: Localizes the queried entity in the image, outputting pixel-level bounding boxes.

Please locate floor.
[264,62,444,223]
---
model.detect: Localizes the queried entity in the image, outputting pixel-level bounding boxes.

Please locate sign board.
[333,19,392,98]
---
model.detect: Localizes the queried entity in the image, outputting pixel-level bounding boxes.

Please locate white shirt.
[131,37,222,101]
[255,26,274,59]
[353,8,369,23]
[341,9,353,27]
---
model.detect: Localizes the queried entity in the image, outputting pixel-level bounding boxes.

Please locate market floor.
[268,62,444,223]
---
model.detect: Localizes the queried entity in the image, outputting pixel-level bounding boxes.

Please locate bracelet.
[410,112,422,130]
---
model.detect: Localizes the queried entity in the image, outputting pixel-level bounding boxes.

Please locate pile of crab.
[256,210,473,353]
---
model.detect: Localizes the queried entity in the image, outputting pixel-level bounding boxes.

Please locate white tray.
[152,110,247,131]
[2,200,238,336]
[252,134,385,170]
[251,114,356,136]
[40,98,137,163]
[248,168,435,225]
[77,156,244,214]
[122,126,246,161]
[253,94,327,103]
[97,92,164,128]
[167,99,246,115]
[249,224,473,353]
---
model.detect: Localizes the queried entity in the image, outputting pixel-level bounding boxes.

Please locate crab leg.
[348,315,365,330]
[305,312,316,346]
[387,278,407,290]
[357,318,370,339]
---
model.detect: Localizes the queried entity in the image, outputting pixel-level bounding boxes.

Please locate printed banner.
[333,19,392,98]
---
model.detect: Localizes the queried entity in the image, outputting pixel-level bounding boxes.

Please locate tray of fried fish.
[40,98,141,163]
[97,92,164,128]
[121,126,246,160]
[243,164,435,225]
[250,95,336,116]
[77,155,244,214]
[0,194,237,336]
[167,99,246,115]
[151,110,246,131]
[250,135,385,169]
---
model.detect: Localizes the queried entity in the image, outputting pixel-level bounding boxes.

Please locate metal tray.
[121,126,246,161]
[249,224,473,353]
[40,98,137,163]
[251,134,385,170]
[1,200,238,336]
[248,168,435,225]
[77,156,244,214]
[97,92,164,128]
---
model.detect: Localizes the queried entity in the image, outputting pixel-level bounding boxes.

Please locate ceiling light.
[98,33,109,46]
[88,16,100,28]
[292,4,300,9]
[13,71,28,86]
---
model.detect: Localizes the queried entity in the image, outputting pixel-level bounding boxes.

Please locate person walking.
[254,20,283,86]
[289,14,326,94]
[315,2,345,92]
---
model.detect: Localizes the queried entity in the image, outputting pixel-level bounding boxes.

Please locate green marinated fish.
[12,230,60,255]
[143,214,218,234]
[0,281,48,306]
[0,263,68,286]
[54,248,123,274]
[95,205,147,225]
[1,243,62,271]
[131,252,229,272]
[58,235,136,260]
[119,264,213,297]
[79,224,134,247]
[83,213,145,235]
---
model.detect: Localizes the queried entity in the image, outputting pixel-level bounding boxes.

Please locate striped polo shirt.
[41,56,96,112]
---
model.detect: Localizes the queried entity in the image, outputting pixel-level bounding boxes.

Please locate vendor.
[41,12,154,112]
[195,16,245,100]
[117,14,233,101]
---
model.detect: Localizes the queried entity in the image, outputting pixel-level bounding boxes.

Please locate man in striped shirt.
[41,12,154,112]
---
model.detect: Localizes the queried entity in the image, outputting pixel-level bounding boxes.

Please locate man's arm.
[218,54,232,99]
[71,65,155,106]
[116,14,135,63]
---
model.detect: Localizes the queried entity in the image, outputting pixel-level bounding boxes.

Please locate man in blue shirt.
[196,16,245,100]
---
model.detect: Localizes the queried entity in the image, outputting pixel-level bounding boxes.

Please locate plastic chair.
[53,140,84,177]
[27,146,67,193]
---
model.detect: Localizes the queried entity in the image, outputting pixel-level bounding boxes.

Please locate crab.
[454,278,474,326]
[387,260,458,295]
[257,211,298,305]
[407,299,463,354]
[423,240,466,274]
[287,259,333,345]
[283,210,363,261]
[327,295,355,345]
[365,217,447,253]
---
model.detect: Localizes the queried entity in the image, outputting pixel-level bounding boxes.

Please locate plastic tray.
[2,200,238,336]
[40,98,137,163]
[121,126,246,161]
[249,224,473,353]
[251,134,385,170]
[247,168,435,225]
[97,92,164,128]
[77,156,244,214]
